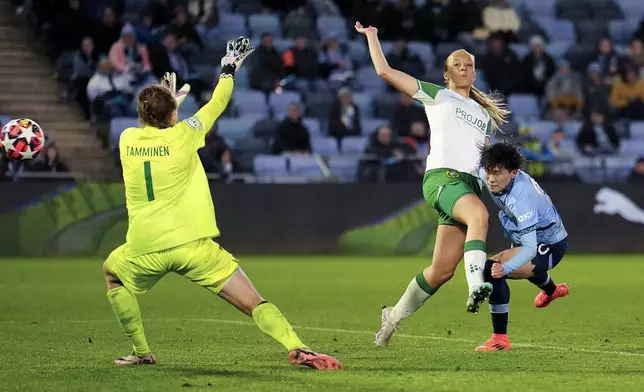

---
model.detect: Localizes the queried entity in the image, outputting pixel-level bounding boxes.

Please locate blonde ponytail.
[469,87,510,131]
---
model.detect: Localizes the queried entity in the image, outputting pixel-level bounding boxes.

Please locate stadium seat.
[524,0,556,18]
[528,121,558,142]
[356,67,386,93]
[110,117,138,150]
[347,40,369,66]
[302,118,323,137]
[435,43,462,66]
[563,120,582,138]
[253,155,288,177]
[619,140,644,156]
[248,14,282,38]
[605,157,637,182]
[615,0,644,17]
[630,121,644,141]
[233,136,267,153]
[328,156,359,182]
[289,155,322,177]
[233,90,268,117]
[0,115,10,127]
[234,1,263,15]
[508,94,541,121]
[316,15,348,40]
[217,118,255,141]
[407,42,434,68]
[268,91,301,118]
[380,41,394,56]
[536,18,576,42]
[609,19,641,44]
[546,41,571,59]
[342,136,369,154]
[304,92,334,119]
[178,95,200,120]
[273,38,294,53]
[373,93,399,119]
[360,118,388,135]
[351,92,373,117]
[252,118,279,140]
[574,156,605,183]
[284,14,314,39]
[509,43,530,60]
[576,21,608,45]
[216,13,248,39]
[311,136,339,155]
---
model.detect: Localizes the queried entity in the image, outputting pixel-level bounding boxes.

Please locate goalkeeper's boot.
[534,283,569,308]
[288,348,343,370]
[475,333,512,352]
[375,306,400,347]
[466,282,493,314]
[114,352,156,366]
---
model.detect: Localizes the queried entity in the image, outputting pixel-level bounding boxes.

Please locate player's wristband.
[220,64,236,78]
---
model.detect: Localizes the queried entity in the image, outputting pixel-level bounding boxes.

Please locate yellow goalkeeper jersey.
[119,77,234,257]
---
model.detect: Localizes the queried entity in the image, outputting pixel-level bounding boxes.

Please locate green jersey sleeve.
[412,80,445,105]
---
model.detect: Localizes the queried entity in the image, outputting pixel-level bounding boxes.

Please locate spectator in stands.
[352,0,384,34]
[320,35,355,90]
[628,157,644,183]
[94,6,123,55]
[149,30,207,103]
[521,36,556,98]
[199,127,237,177]
[483,34,520,95]
[359,124,417,182]
[401,120,429,156]
[584,62,611,116]
[135,11,156,45]
[272,103,312,155]
[391,92,426,137]
[262,0,306,12]
[49,0,92,55]
[545,59,584,117]
[576,111,620,155]
[517,124,552,177]
[548,128,576,160]
[594,37,620,82]
[168,4,204,56]
[31,143,68,172]
[610,65,644,120]
[447,0,484,42]
[283,35,326,94]
[72,37,100,119]
[385,39,425,82]
[87,56,136,120]
[623,38,644,77]
[251,33,284,93]
[415,0,449,45]
[482,0,520,43]
[329,87,362,142]
[108,24,153,87]
[380,0,416,41]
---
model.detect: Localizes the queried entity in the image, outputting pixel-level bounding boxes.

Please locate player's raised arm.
[187,37,255,136]
[355,22,422,98]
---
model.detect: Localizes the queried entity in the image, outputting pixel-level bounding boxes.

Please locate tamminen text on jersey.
[455,107,486,134]
[125,146,170,157]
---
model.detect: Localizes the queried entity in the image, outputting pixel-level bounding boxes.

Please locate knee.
[426,265,455,287]
[467,205,489,231]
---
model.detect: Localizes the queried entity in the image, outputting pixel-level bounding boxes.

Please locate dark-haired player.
[475,142,570,351]
[102,37,342,370]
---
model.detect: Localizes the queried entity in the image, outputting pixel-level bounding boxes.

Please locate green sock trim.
[464,239,486,253]
[415,272,438,295]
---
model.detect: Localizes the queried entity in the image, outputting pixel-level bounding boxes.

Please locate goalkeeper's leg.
[218,268,343,370]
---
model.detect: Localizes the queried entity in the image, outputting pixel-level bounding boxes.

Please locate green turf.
[2,256,644,391]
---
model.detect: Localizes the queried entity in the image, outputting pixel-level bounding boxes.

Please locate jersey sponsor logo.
[185,117,203,131]
[455,107,487,134]
[517,211,533,223]
[445,170,459,179]
[594,187,644,225]
[125,145,170,157]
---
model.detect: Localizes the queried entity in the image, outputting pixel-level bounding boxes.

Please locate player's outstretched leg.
[103,263,156,366]
[218,268,342,370]
[530,272,569,308]
[376,225,464,347]
[475,260,512,351]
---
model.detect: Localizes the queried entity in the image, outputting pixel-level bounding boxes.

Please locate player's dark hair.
[137,85,177,129]
[479,141,525,172]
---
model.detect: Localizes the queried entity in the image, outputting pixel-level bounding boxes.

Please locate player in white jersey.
[354,22,511,347]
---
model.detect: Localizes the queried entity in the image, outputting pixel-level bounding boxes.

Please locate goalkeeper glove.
[220,36,255,78]
[161,72,191,107]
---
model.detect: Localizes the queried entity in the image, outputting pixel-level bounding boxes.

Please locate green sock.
[252,302,306,352]
[107,286,150,356]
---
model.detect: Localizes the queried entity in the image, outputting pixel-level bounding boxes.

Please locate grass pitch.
[2,255,644,391]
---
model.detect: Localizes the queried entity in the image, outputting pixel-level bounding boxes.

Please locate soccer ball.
[0,118,46,160]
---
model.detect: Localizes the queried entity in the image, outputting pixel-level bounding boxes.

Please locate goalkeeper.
[103,37,342,370]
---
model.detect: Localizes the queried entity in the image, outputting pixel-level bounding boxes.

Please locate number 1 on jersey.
[144,161,155,201]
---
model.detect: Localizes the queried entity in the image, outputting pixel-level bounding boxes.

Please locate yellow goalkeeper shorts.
[105,237,239,295]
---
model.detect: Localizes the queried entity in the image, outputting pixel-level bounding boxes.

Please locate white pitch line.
[7,318,644,357]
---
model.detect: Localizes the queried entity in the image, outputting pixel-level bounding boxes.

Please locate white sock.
[464,240,487,292]
[392,273,436,322]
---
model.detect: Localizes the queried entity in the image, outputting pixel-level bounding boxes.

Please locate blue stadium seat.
[178,95,200,120]
[356,67,386,93]
[232,136,267,154]
[510,43,530,60]
[289,156,322,176]
[342,136,368,154]
[361,118,388,135]
[216,13,248,39]
[616,0,644,17]
[269,91,301,118]
[373,93,399,119]
[217,118,255,141]
[311,136,338,155]
[574,157,604,183]
[351,92,373,117]
[524,0,556,18]
[254,155,288,176]
[435,42,461,65]
[605,157,637,183]
[0,115,11,127]
[407,42,434,69]
[248,14,282,38]
[233,90,268,117]
[302,118,323,137]
[528,121,558,142]
[536,18,576,42]
[608,19,640,44]
[273,38,294,53]
[619,140,644,156]
[563,120,582,138]
[508,94,541,121]
[380,41,394,56]
[576,21,608,45]
[316,15,348,40]
[546,41,571,59]
[630,121,644,141]
[558,139,579,156]
[304,92,334,119]
[110,117,138,150]
[328,156,359,182]
[347,40,369,66]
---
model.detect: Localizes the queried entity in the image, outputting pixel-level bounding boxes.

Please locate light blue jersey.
[478,169,568,275]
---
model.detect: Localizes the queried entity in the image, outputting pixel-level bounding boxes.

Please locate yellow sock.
[252,302,306,351]
[107,286,150,356]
